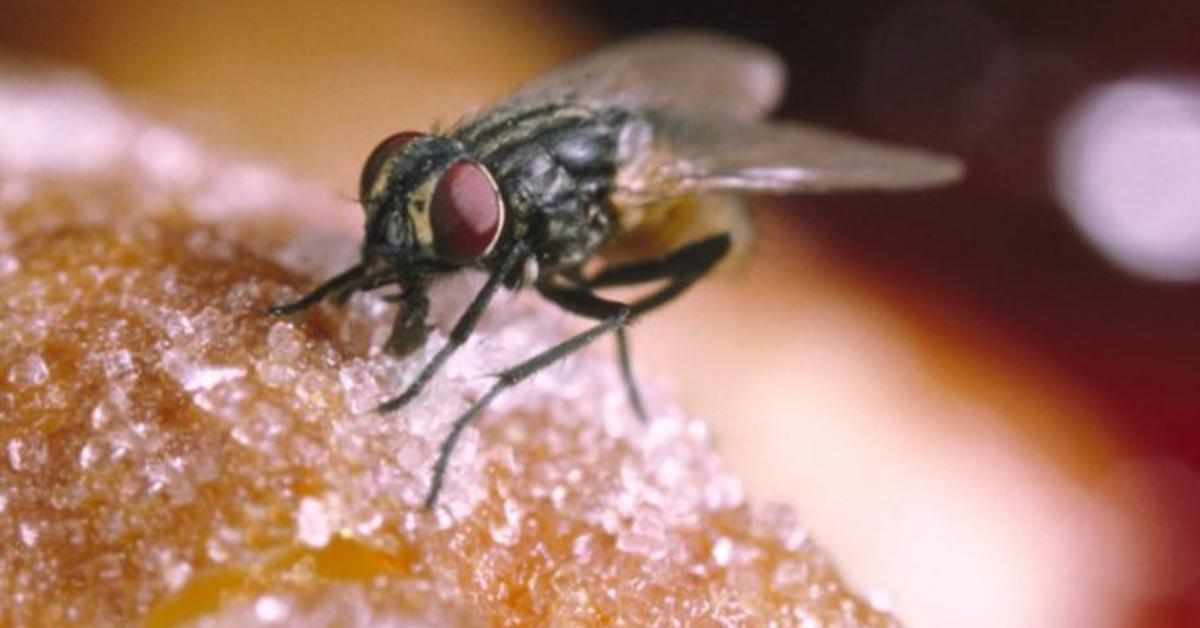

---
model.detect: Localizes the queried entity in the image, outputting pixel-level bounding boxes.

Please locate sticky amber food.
[0,74,894,626]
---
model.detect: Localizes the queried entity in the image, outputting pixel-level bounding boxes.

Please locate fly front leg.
[384,287,430,357]
[376,242,528,414]
[266,263,366,316]
[334,267,403,306]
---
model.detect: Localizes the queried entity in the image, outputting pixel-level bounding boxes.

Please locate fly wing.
[505,30,786,120]
[612,113,964,209]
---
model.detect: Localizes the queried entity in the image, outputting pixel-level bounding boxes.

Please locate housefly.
[269,31,962,509]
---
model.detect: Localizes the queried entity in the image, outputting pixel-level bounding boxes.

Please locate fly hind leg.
[425,234,730,509]
[425,292,630,509]
[549,232,732,422]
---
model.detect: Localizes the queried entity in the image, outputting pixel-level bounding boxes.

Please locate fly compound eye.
[430,160,504,264]
[359,131,426,201]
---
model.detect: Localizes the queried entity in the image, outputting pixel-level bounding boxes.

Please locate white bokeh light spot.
[1053,77,1200,281]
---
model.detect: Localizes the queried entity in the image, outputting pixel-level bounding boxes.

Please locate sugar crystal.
[6,439,22,471]
[712,536,733,567]
[205,538,230,564]
[297,497,333,548]
[160,349,246,392]
[99,349,136,381]
[254,595,289,623]
[266,321,303,362]
[163,561,193,591]
[78,442,99,469]
[19,523,38,547]
[7,353,48,387]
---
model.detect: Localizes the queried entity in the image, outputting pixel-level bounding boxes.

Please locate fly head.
[359,132,507,277]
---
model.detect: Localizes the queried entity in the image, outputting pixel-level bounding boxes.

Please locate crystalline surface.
[0,68,895,626]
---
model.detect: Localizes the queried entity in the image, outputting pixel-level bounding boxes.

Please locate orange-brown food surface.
[0,81,892,626]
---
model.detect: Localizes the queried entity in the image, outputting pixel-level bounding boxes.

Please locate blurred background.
[2,1,1198,626]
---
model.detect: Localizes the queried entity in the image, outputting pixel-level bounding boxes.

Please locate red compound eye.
[359,131,425,201]
[430,160,504,264]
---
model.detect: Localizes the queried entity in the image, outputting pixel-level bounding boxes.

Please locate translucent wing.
[497,29,961,205]
[612,113,964,210]
[505,30,786,120]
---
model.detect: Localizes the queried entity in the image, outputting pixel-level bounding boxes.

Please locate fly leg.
[585,233,732,290]
[334,267,403,305]
[383,287,431,357]
[425,291,630,509]
[376,242,528,414]
[424,234,730,508]
[266,263,365,316]
[536,284,650,422]
[568,233,732,422]
[615,329,645,421]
